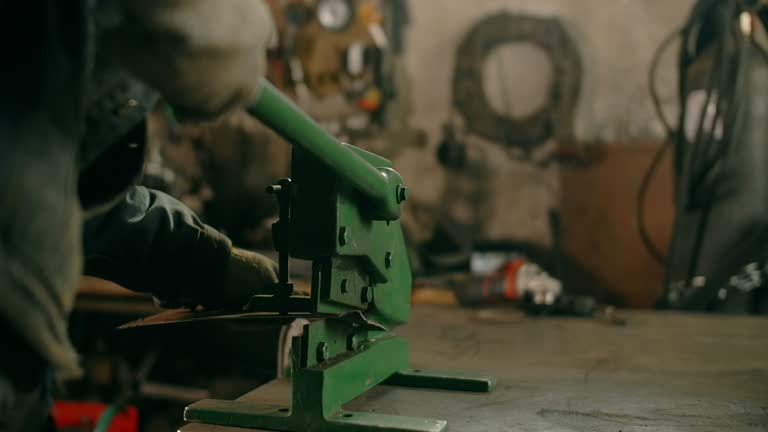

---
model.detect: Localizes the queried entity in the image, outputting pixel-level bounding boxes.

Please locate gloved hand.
[153,248,279,311]
[217,248,280,309]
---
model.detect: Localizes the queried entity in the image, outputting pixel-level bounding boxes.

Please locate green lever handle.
[247,79,402,221]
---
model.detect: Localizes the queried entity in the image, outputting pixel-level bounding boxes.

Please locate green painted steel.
[183,80,494,432]
[186,320,446,432]
[185,320,494,431]
[327,145,412,327]
[248,79,402,221]
[261,142,412,327]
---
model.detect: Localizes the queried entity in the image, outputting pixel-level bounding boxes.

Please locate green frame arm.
[247,79,403,221]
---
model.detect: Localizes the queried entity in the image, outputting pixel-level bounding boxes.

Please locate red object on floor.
[52,401,138,432]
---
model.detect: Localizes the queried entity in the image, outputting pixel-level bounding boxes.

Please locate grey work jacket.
[0,0,274,378]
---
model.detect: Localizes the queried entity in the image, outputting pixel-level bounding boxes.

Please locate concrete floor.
[184,305,768,431]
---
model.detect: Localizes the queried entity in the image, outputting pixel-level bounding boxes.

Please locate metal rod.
[247,79,400,220]
[279,252,290,291]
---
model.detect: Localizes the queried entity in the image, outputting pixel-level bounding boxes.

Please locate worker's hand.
[152,248,278,311]
[214,248,279,309]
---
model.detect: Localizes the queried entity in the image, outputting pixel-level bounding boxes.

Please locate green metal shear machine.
[182,79,495,432]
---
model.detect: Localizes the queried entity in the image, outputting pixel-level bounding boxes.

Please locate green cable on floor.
[93,404,120,432]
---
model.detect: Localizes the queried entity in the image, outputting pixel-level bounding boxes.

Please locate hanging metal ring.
[452,12,582,153]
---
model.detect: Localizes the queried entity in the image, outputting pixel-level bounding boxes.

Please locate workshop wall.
[402,0,692,143]
[393,0,693,304]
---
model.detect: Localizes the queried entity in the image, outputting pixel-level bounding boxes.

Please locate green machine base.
[185,320,495,432]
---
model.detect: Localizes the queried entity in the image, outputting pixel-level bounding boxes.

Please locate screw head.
[396,184,409,203]
[384,251,393,269]
[115,98,139,116]
[340,279,348,294]
[360,286,371,304]
[316,342,329,363]
[347,334,359,351]
[338,226,348,246]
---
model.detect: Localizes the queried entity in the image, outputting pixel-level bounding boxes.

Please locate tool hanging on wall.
[316,0,355,31]
[280,2,314,104]
[273,0,398,132]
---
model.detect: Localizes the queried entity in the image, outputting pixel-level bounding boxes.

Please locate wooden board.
[560,143,675,307]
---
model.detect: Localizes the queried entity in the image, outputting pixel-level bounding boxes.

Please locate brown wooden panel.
[560,143,675,307]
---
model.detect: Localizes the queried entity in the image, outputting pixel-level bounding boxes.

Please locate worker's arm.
[103,0,276,121]
[83,186,278,309]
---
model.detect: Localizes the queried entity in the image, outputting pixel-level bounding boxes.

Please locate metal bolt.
[347,334,359,351]
[384,251,393,269]
[316,342,329,363]
[340,279,348,294]
[396,184,409,203]
[338,226,348,246]
[114,98,139,116]
[360,286,371,304]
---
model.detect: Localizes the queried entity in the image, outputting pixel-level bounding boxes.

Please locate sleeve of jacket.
[103,0,276,121]
[82,185,232,305]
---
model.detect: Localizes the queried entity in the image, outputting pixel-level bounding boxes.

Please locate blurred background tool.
[459,258,562,306]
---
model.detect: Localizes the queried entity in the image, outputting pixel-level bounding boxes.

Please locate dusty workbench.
[182,305,768,432]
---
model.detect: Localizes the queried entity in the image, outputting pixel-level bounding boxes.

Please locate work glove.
[153,248,279,311]
[217,248,280,309]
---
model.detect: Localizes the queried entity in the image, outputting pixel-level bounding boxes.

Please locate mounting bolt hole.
[412,369,421,373]
[343,413,354,418]
[278,408,289,413]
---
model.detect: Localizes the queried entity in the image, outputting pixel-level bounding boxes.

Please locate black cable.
[684,3,727,202]
[684,14,725,190]
[689,14,751,199]
[639,0,748,266]
[637,29,679,265]
[650,30,681,137]
[637,142,671,265]
[661,0,756,306]
[675,0,721,179]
